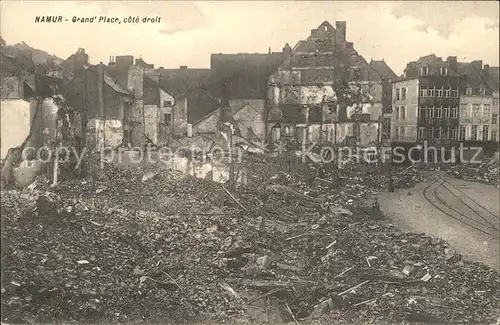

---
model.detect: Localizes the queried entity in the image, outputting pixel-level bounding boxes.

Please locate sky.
[1,1,499,75]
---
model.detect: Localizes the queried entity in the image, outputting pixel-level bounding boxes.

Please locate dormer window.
[324,26,327,32]
[465,87,472,95]
[440,67,448,75]
[480,88,486,95]
[421,67,429,75]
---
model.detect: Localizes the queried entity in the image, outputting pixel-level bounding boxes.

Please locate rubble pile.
[390,166,427,189]
[447,160,500,187]
[1,162,499,324]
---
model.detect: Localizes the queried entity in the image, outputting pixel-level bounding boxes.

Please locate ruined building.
[267,21,396,146]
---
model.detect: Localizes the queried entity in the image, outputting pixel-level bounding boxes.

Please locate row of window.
[395,87,498,101]
[395,86,461,100]
[394,126,499,142]
[395,105,499,120]
[465,87,489,96]
[394,126,459,140]
[458,125,497,141]
[416,127,458,140]
[460,103,498,121]
[420,67,448,76]
[419,87,459,98]
[418,106,459,119]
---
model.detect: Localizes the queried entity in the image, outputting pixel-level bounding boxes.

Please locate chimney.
[471,60,483,72]
[180,65,188,69]
[447,56,457,73]
[97,63,105,117]
[335,21,347,41]
[115,55,134,67]
[282,43,291,64]
[484,64,490,78]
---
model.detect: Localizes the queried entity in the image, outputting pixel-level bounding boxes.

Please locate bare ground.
[376,171,500,270]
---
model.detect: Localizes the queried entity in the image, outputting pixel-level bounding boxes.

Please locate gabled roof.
[143,75,176,105]
[397,54,460,81]
[417,54,438,66]
[351,54,380,82]
[106,63,131,90]
[59,49,88,72]
[369,60,397,81]
[186,87,221,124]
[46,64,74,79]
[157,68,212,97]
[457,62,485,89]
[45,48,88,80]
[103,70,129,95]
[457,62,498,92]
[210,53,283,99]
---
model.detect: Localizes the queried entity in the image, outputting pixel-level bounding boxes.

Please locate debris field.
[1,157,499,324]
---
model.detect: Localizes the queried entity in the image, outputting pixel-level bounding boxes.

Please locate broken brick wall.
[144,105,158,144]
[310,122,380,146]
[1,76,23,99]
[86,118,123,151]
[158,88,177,142]
[193,109,221,135]
[172,96,187,136]
[232,100,266,142]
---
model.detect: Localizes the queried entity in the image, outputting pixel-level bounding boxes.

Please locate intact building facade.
[392,54,460,149]
[458,61,499,142]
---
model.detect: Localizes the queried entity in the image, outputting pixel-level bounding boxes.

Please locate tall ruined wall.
[309,122,380,146]
[144,105,158,144]
[345,102,383,121]
[172,97,187,136]
[0,99,31,159]
[103,83,124,120]
[127,65,144,98]
[86,118,123,150]
[278,85,336,105]
[233,104,266,141]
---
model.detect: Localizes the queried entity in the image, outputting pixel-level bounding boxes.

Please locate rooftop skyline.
[1,1,499,75]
